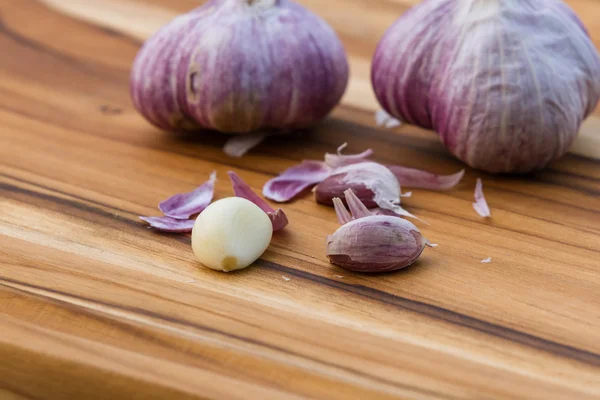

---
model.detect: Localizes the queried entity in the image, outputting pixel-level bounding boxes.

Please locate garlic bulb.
[131,0,349,135]
[372,0,600,173]
[192,197,272,272]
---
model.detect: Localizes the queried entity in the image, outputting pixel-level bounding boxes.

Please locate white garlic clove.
[372,0,600,173]
[191,197,273,272]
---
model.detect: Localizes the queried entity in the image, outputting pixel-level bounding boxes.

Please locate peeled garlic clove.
[327,216,426,273]
[131,0,349,137]
[372,0,600,173]
[159,171,217,219]
[192,197,272,272]
[263,160,332,202]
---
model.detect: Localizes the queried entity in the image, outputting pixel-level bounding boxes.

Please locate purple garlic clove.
[131,0,349,139]
[372,0,600,173]
[314,161,418,220]
[327,217,427,273]
[326,189,428,273]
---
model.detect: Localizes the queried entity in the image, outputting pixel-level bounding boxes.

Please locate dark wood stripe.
[0,281,451,398]
[257,260,600,368]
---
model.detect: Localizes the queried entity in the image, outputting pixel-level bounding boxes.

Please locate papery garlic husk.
[372,0,600,173]
[131,0,349,135]
[327,215,426,273]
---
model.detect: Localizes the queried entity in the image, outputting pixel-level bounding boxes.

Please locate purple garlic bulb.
[372,0,600,173]
[130,0,349,135]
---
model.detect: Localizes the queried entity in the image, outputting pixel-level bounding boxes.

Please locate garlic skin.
[131,0,349,134]
[327,215,426,273]
[192,197,272,272]
[372,0,600,173]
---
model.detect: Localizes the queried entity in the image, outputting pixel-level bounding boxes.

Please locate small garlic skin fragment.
[472,178,491,218]
[327,216,426,273]
[263,160,331,202]
[192,197,272,272]
[223,133,267,158]
[159,171,217,219]
[372,0,600,173]
[324,143,374,169]
[139,216,196,232]
[131,0,349,136]
[386,165,464,191]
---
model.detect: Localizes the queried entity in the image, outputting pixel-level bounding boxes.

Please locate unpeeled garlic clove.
[314,161,418,220]
[327,217,427,273]
[131,0,349,138]
[372,0,600,173]
[326,189,427,273]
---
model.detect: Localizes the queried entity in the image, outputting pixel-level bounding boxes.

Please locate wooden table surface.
[1,0,600,398]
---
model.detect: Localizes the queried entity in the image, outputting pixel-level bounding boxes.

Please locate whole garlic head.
[131,0,349,134]
[192,197,273,272]
[372,0,600,173]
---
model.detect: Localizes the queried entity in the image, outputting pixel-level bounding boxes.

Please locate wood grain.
[1,0,600,398]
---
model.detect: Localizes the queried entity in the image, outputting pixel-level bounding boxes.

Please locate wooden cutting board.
[1,0,599,398]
